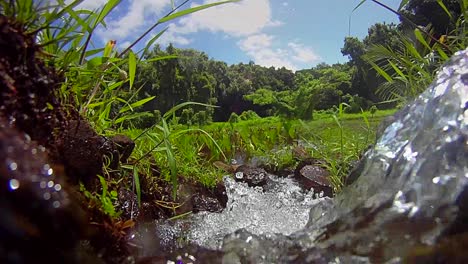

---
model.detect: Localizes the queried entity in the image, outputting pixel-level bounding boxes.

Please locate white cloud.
[238,34,321,71]
[173,0,281,37]
[282,2,289,7]
[97,0,171,41]
[157,24,193,46]
[288,42,321,63]
[238,34,273,51]
[72,0,108,10]
[238,34,289,70]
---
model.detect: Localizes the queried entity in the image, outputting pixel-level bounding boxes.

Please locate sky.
[75,0,402,71]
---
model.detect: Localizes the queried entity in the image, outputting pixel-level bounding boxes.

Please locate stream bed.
[145,175,326,252]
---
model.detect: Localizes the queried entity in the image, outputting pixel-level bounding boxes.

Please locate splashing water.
[149,174,326,252]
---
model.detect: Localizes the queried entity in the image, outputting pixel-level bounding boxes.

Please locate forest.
[1,0,467,262]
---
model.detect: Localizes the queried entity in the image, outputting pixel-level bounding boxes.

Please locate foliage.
[360,0,467,104]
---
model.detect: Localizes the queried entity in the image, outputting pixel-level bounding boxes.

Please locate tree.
[399,0,461,37]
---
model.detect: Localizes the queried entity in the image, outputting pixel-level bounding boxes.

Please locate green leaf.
[172,128,227,161]
[114,112,153,124]
[367,60,393,82]
[387,60,407,81]
[436,0,452,19]
[163,102,217,119]
[352,0,367,12]
[119,96,156,113]
[133,167,141,207]
[141,28,169,60]
[398,0,410,11]
[436,46,449,60]
[94,0,121,27]
[414,28,431,50]
[145,55,178,63]
[158,0,240,23]
[128,50,136,89]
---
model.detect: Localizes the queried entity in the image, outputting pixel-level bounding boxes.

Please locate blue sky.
[77,0,401,71]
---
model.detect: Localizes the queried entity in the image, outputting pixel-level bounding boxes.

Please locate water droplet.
[9,179,20,190]
[40,181,47,188]
[53,201,60,208]
[8,161,17,171]
[54,184,62,191]
[43,192,51,200]
[42,164,53,176]
[47,181,54,188]
[31,148,37,155]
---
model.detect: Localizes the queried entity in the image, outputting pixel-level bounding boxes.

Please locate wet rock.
[0,120,86,263]
[177,180,227,214]
[234,165,268,187]
[111,134,135,163]
[117,187,139,220]
[58,119,109,183]
[294,158,333,197]
[192,195,224,213]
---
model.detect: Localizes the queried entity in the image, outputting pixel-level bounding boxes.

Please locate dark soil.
[0,14,228,264]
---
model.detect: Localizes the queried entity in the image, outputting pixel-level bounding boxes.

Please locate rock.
[58,119,109,183]
[294,158,333,197]
[234,165,268,187]
[192,195,224,213]
[110,134,135,163]
[117,187,139,220]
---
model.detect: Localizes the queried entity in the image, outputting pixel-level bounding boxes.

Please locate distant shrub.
[179,108,194,125]
[341,94,371,113]
[228,112,240,124]
[192,110,209,125]
[369,105,378,117]
[312,87,342,110]
[239,110,260,121]
[128,109,162,128]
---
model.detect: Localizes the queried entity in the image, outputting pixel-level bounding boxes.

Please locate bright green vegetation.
[119,108,395,195]
[2,0,466,219]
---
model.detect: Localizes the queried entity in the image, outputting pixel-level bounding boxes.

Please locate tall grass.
[359,0,468,104]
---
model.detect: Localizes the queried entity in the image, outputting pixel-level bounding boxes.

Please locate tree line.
[120,0,463,127]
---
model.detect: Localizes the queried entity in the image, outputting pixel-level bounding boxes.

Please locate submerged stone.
[234,165,268,187]
[294,158,333,197]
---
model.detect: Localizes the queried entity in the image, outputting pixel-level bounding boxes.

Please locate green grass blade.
[414,28,431,50]
[436,0,452,19]
[140,28,169,60]
[158,0,240,23]
[352,0,367,12]
[145,55,178,63]
[128,50,136,89]
[398,0,410,11]
[133,166,141,207]
[163,102,217,119]
[119,96,156,113]
[368,60,393,82]
[173,128,227,161]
